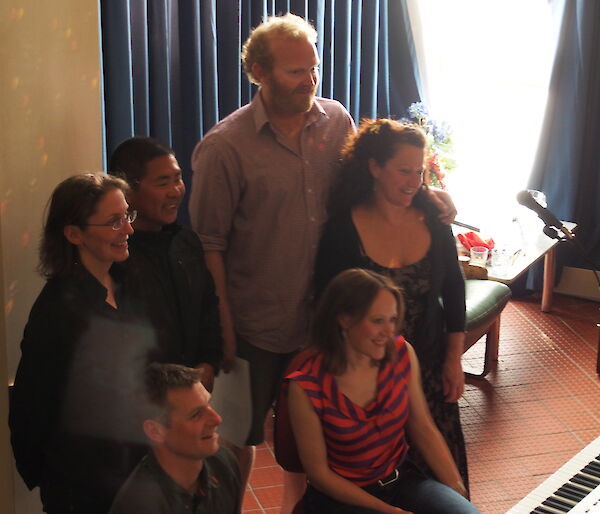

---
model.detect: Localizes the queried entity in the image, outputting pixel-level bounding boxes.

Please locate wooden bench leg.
[465,315,501,379]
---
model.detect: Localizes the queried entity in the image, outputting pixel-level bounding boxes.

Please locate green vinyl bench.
[463,279,512,378]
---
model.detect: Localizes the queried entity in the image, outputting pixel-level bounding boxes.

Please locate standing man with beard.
[189,13,354,497]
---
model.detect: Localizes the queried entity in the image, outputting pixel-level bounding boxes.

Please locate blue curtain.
[100,0,421,222]
[529,0,600,270]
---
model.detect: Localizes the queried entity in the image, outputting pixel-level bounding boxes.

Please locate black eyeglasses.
[84,211,137,230]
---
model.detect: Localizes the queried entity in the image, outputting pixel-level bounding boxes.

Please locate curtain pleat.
[100,0,421,218]
[129,0,150,135]
[529,0,600,269]
[332,0,351,108]
[100,0,135,152]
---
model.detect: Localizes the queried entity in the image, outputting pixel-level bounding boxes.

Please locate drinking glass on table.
[469,246,489,267]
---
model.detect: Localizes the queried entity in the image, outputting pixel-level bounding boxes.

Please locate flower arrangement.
[406,102,456,190]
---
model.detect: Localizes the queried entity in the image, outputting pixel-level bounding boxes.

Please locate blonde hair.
[241,13,318,85]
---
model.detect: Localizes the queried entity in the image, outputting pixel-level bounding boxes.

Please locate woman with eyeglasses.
[10,173,158,514]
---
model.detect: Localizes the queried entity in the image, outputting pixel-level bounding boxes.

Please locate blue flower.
[431,121,451,143]
[408,102,429,121]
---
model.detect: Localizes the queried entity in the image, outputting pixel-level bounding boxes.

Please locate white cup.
[469,246,489,267]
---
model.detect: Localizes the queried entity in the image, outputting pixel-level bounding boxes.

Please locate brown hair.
[143,363,203,425]
[310,268,405,375]
[38,173,129,278]
[241,13,318,85]
[328,118,428,217]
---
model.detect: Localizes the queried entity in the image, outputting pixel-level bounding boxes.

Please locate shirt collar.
[251,89,328,133]
[145,452,221,505]
[69,262,126,304]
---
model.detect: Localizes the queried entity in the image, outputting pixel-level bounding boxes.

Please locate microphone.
[516,190,574,240]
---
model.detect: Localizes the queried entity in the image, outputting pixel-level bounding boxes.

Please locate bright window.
[409,0,560,230]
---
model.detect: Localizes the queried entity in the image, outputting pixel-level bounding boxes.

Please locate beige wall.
[0,1,104,512]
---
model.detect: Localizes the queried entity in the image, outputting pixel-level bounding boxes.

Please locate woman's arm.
[442,331,465,402]
[9,289,67,489]
[288,381,411,514]
[437,223,467,401]
[404,344,467,497]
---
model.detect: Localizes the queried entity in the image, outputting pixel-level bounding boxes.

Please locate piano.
[508,435,600,513]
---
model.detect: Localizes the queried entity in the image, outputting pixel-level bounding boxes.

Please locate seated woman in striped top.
[287,269,480,514]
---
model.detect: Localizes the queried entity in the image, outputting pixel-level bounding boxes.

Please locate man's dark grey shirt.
[108,447,241,514]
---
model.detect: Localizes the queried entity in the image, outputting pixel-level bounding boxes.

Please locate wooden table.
[456,221,576,313]
[485,222,576,312]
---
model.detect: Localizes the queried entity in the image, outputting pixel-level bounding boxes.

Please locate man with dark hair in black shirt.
[109,137,222,391]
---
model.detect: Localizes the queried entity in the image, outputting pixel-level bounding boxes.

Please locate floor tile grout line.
[508,301,600,387]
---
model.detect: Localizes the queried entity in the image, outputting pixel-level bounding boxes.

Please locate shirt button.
[310,216,316,222]
[307,188,313,193]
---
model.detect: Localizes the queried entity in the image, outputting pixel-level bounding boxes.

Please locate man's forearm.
[205,251,237,369]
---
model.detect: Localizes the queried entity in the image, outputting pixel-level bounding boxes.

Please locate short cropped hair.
[310,269,405,375]
[108,137,175,188]
[39,173,129,278]
[241,13,318,85]
[143,363,203,426]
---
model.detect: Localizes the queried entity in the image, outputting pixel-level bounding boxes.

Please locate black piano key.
[587,461,600,474]
[571,474,596,489]
[549,492,577,507]
[582,463,600,479]
[562,482,589,498]
[542,496,572,511]
[532,507,559,514]
[555,485,585,502]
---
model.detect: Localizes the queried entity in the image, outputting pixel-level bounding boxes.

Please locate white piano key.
[507,436,600,513]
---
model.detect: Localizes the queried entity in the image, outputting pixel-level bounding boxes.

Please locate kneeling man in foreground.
[109,363,241,514]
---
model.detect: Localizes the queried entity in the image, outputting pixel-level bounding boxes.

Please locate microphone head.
[516,190,536,208]
[516,189,562,228]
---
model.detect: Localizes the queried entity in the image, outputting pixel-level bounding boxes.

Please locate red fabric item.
[457,231,495,251]
[273,348,318,473]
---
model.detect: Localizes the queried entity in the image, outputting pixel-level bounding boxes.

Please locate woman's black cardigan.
[314,202,466,366]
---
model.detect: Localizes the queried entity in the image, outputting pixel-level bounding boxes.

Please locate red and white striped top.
[287,336,412,486]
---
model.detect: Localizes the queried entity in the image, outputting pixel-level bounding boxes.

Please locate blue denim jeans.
[303,463,481,514]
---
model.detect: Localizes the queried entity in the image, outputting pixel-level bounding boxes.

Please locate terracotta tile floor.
[242,294,600,513]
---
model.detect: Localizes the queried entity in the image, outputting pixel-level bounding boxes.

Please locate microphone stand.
[543,220,600,380]
[542,224,600,291]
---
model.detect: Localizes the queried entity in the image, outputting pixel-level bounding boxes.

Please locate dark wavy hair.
[38,173,129,279]
[108,136,175,188]
[328,118,428,217]
[310,268,405,375]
